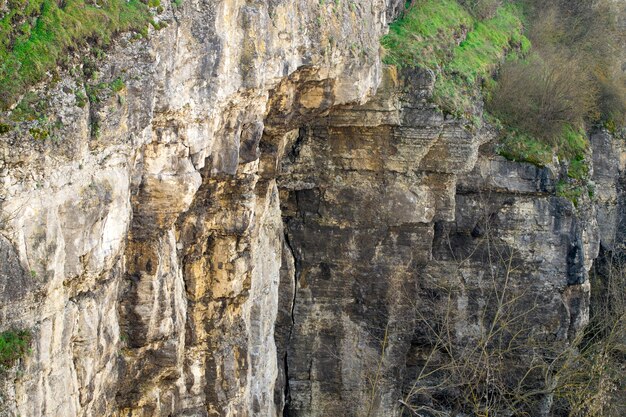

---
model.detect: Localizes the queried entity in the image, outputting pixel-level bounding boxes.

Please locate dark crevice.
[281,353,291,417]
[281,225,300,417]
[288,127,307,163]
[284,230,300,327]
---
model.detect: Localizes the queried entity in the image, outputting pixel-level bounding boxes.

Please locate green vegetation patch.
[568,156,588,180]
[381,0,472,70]
[556,180,585,207]
[0,330,31,369]
[498,124,589,167]
[497,129,553,166]
[557,124,588,162]
[0,0,153,110]
[8,91,47,122]
[29,126,49,140]
[87,77,126,104]
[445,5,526,83]
[435,4,527,116]
[381,1,528,117]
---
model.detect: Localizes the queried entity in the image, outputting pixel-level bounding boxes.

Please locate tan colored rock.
[0,2,622,417]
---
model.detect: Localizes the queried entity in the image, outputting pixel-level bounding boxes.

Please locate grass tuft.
[446,5,525,83]
[556,180,585,207]
[382,0,472,70]
[498,124,589,168]
[497,129,553,167]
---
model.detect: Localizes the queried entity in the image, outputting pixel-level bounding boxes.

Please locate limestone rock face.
[0,1,390,416]
[0,1,623,417]
[277,66,620,416]
[274,68,623,416]
[276,68,478,416]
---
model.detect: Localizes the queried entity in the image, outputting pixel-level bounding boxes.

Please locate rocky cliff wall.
[275,67,624,416]
[0,1,623,417]
[0,1,393,415]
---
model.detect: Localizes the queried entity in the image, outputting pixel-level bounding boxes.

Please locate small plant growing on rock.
[0,122,12,134]
[0,330,32,370]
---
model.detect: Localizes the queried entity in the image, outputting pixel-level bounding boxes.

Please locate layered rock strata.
[275,68,623,416]
[0,1,623,417]
[0,1,391,415]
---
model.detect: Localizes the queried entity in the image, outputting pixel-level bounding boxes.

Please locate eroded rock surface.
[274,68,623,416]
[0,1,623,417]
[0,1,391,416]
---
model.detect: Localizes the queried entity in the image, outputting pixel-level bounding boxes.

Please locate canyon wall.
[0,1,623,417]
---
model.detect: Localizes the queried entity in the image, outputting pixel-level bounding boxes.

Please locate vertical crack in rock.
[280,229,299,417]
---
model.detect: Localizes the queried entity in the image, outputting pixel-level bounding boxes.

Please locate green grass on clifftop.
[381,0,529,117]
[0,0,152,110]
[381,0,594,190]
[445,6,529,82]
[381,0,472,70]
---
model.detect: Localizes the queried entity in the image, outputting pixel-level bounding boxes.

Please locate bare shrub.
[530,0,626,126]
[488,53,598,142]
[489,0,626,138]
[400,238,557,417]
[560,248,626,417]
[597,68,626,128]
[398,209,625,417]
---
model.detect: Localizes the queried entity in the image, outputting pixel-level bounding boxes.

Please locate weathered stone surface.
[0,2,623,417]
[274,68,623,417]
[0,1,391,416]
[276,68,489,416]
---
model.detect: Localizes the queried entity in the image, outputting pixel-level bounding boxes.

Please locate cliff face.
[277,68,486,416]
[0,1,623,417]
[0,1,391,415]
[276,68,624,416]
